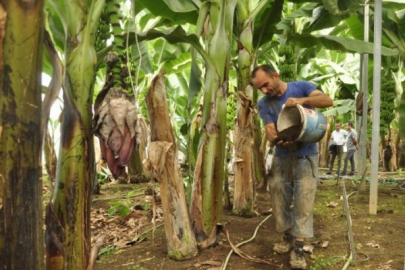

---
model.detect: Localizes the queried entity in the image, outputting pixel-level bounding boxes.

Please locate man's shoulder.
[290,80,315,86]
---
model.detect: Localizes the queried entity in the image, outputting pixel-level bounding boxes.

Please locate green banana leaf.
[135,0,198,24]
[163,0,197,12]
[322,99,355,117]
[129,26,211,66]
[253,0,284,48]
[276,3,318,31]
[131,41,154,74]
[289,34,399,56]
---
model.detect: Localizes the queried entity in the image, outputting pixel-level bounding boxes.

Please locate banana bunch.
[92,2,140,179]
[93,87,141,178]
[380,79,396,136]
[278,45,294,60]
[278,44,296,82]
[95,7,111,53]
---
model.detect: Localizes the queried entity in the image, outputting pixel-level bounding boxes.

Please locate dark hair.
[347,122,353,128]
[252,64,276,78]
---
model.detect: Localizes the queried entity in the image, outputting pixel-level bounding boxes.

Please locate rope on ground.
[220,214,282,270]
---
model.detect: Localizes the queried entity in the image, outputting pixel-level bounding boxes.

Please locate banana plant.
[232,0,283,216]
[186,0,238,242]
[144,73,198,260]
[133,0,239,242]
[0,0,45,269]
[45,0,106,269]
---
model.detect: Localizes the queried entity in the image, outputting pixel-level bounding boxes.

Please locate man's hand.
[273,136,294,148]
[284,98,303,107]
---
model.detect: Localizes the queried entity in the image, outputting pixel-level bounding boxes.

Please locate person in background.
[383,141,393,172]
[328,139,337,169]
[252,64,333,269]
[341,122,358,176]
[326,122,347,176]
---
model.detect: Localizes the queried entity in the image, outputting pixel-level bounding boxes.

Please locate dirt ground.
[89,170,405,270]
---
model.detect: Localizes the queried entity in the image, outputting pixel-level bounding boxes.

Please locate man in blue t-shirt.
[252,65,333,269]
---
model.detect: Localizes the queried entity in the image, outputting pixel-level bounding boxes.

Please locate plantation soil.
[89,172,405,270]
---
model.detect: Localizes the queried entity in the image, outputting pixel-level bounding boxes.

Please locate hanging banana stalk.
[278,44,297,81]
[94,6,110,54]
[93,1,141,180]
[380,73,396,143]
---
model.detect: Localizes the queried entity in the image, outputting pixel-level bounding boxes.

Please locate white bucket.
[277,104,327,143]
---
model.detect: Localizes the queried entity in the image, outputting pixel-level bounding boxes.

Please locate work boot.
[290,246,307,269]
[326,171,331,175]
[273,234,294,254]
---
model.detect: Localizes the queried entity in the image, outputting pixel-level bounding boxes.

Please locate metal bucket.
[277,104,327,142]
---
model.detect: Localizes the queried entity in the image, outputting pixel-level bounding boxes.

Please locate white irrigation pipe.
[342,180,356,265]
[221,214,273,270]
[342,253,352,270]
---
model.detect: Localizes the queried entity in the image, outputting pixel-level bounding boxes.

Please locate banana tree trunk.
[190,0,237,241]
[145,73,198,260]
[44,129,58,182]
[233,2,256,216]
[46,1,104,269]
[233,89,256,215]
[0,0,44,269]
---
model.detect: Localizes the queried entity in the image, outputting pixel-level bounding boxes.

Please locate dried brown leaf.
[110,98,129,135]
[125,105,138,138]
[99,114,116,142]
[327,202,339,208]
[303,244,314,254]
[193,260,223,267]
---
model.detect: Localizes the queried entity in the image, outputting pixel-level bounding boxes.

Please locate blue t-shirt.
[258,81,318,158]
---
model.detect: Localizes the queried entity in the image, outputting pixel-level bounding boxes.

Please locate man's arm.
[284,90,333,108]
[265,123,295,148]
[352,134,359,149]
[264,123,278,145]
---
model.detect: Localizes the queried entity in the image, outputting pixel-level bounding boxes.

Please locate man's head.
[347,122,353,130]
[335,123,341,131]
[251,65,285,97]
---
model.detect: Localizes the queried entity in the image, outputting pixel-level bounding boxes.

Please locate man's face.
[252,69,281,97]
[347,124,352,130]
[336,124,341,130]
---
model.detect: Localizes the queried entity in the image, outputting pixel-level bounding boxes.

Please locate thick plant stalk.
[44,129,57,182]
[190,0,238,242]
[233,1,257,216]
[233,89,255,215]
[145,73,198,260]
[47,1,105,269]
[0,0,45,269]
[42,31,63,183]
